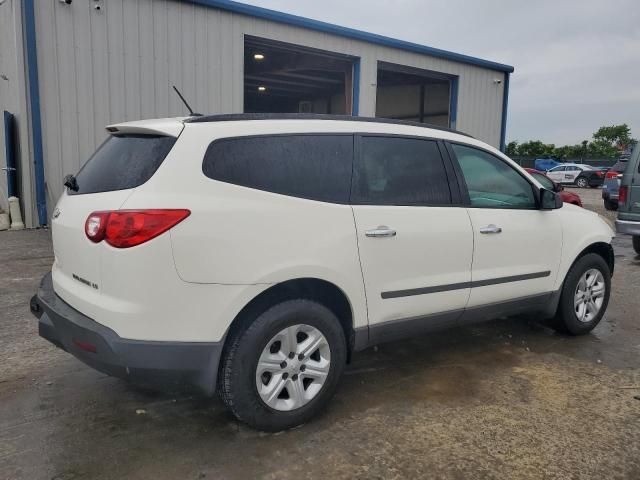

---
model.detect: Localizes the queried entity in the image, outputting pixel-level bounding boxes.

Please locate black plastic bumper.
[31,273,223,396]
[588,177,604,187]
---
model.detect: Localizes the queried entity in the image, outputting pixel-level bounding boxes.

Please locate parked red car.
[524,168,583,207]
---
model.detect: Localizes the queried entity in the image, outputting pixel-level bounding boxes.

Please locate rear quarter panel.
[125,122,368,330]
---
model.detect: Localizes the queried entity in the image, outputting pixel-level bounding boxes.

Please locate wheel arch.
[575,242,615,275]
[220,278,356,371]
[546,241,614,320]
[558,241,614,292]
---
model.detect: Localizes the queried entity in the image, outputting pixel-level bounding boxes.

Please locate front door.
[448,143,562,310]
[547,166,567,183]
[351,135,474,342]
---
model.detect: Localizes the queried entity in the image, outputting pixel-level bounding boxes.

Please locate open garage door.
[244,36,356,115]
[376,62,456,128]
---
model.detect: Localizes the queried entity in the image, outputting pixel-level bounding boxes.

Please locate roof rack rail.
[184,113,473,138]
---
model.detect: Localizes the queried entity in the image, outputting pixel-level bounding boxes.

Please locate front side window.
[550,166,566,172]
[451,144,536,209]
[203,135,353,203]
[352,136,452,206]
[530,172,555,191]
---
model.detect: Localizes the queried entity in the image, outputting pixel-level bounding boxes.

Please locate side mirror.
[540,188,563,210]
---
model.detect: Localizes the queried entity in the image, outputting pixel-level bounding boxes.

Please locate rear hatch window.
[69,134,176,195]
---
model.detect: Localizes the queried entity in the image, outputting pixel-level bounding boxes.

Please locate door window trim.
[351,133,464,207]
[445,140,541,210]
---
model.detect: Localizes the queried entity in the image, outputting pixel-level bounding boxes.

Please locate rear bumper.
[588,177,604,187]
[31,272,223,395]
[616,219,640,236]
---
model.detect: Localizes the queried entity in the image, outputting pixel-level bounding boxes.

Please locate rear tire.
[603,199,617,211]
[633,236,640,255]
[553,253,611,335]
[575,176,588,188]
[219,299,347,431]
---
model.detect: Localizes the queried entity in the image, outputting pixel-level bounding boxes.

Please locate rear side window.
[352,136,452,206]
[203,135,353,203]
[70,134,176,195]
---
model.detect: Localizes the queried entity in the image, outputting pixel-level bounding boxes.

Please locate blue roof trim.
[184,0,514,73]
[23,0,47,226]
[499,72,510,152]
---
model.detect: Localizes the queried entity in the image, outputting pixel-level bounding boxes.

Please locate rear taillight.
[85,209,190,248]
[596,171,604,177]
[619,186,628,206]
[606,171,618,179]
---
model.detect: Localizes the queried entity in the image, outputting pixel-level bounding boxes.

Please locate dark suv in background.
[615,150,640,254]
[602,160,628,210]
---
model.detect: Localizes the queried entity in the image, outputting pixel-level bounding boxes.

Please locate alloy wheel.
[574,268,606,323]
[255,324,331,411]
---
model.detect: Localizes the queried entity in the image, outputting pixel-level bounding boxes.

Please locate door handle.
[480,224,502,234]
[365,226,397,238]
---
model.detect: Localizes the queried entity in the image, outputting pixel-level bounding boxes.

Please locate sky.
[243,0,640,146]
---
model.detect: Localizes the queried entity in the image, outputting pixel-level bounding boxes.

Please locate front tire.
[575,176,588,188]
[633,236,640,255]
[219,299,347,431]
[554,253,611,335]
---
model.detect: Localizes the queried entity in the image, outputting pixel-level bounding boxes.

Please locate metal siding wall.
[1,0,34,223]
[34,0,505,212]
[0,1,17,211]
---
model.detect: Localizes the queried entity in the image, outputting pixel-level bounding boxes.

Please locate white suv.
[31,114,615,431]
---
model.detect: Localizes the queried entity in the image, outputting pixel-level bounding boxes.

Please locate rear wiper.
[64,174,79,192]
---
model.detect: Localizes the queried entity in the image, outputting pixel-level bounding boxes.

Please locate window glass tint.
[352,136,451,205]
[70,134,176,195]
[612,161,626,172]
[452,144,536,209]
[531,172,555,190]
[203,135,352,203]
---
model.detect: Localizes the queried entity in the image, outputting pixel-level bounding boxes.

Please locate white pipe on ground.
[8,196,25,230]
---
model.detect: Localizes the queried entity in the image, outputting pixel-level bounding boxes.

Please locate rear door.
[447,143,562,312]
[564,165,581,183]
[351,135,473,341]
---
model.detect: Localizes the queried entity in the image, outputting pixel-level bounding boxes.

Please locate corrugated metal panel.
[34,0,507,212]
[1,0,34,224]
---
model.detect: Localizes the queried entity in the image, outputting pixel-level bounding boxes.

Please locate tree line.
[506,124,636,159]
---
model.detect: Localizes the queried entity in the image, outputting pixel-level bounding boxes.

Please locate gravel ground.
[1,187,639,480]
